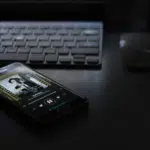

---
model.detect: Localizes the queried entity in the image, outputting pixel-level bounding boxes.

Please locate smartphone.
[0,62,88,124]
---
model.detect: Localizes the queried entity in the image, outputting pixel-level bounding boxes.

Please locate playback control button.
[44,98,55,105]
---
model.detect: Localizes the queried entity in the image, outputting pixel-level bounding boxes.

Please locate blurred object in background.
[105,0,150,32]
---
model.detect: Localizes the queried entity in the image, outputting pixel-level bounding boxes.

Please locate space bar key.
[0,54,28,61]
[71,48,99,55]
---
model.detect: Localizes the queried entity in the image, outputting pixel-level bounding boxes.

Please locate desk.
[0,34,149,148]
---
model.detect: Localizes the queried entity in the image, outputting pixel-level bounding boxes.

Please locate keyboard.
[0,22,103,68]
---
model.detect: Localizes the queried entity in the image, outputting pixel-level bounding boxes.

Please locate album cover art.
[0,73,48,96]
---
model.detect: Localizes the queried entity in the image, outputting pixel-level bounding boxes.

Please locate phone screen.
[0,63,55,108]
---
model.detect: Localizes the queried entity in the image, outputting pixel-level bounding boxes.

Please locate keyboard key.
[74,59,85,64]
[4,26,14,29]
[44,48,56,54]
[30,54,44,62]
[0,54,28,61]
[22,30,32,35]
[34,29,44,35]
[14,54,29,61]
[0,48,5,53]
[52,24,62,29]
[50,36,61,41]
[76,24,88,29]
[76,36,86,41]
[16,26,26,29]
[52,42,63,48]
[38,35,49,41]
[26,35,37,41]
[46,54,58,63]
[14,35,24,41]
[14,41,26,47]
[78,42,99,48]
[6,47,17,53]
[63,36,74,41]
[87,57,99,64]
[39,41,50,47]
[0,29,8,35]
[73,55,85,63]
[18,48,30,53]
[65,42,76,48]
[74,55,85,59]
[27,41,38,47]
[31,48,43,53]
[64,24,74,29]
[90,24,100,29]
[87,36,100,41]
[58,48,69,55]
[71,48,99,55]
[58,30,68,35]
[40,25,49,29]
[71,30,81,35]
[1,41,13,47]
[59,56,72,63]
[27,26,38,29]
[1,35,12,40]
[83,30,99,35]
[45,29,57,35]
[9,29,21,35]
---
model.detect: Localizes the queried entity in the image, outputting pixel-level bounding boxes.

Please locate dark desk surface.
[0,34,149,148]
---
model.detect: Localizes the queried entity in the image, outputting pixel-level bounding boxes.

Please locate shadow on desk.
[1,101,89,137]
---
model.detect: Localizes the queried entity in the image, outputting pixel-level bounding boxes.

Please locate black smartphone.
[0,62,88,124]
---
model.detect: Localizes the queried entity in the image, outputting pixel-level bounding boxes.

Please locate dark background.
[0,0,150,32]
[0,0,150,148]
